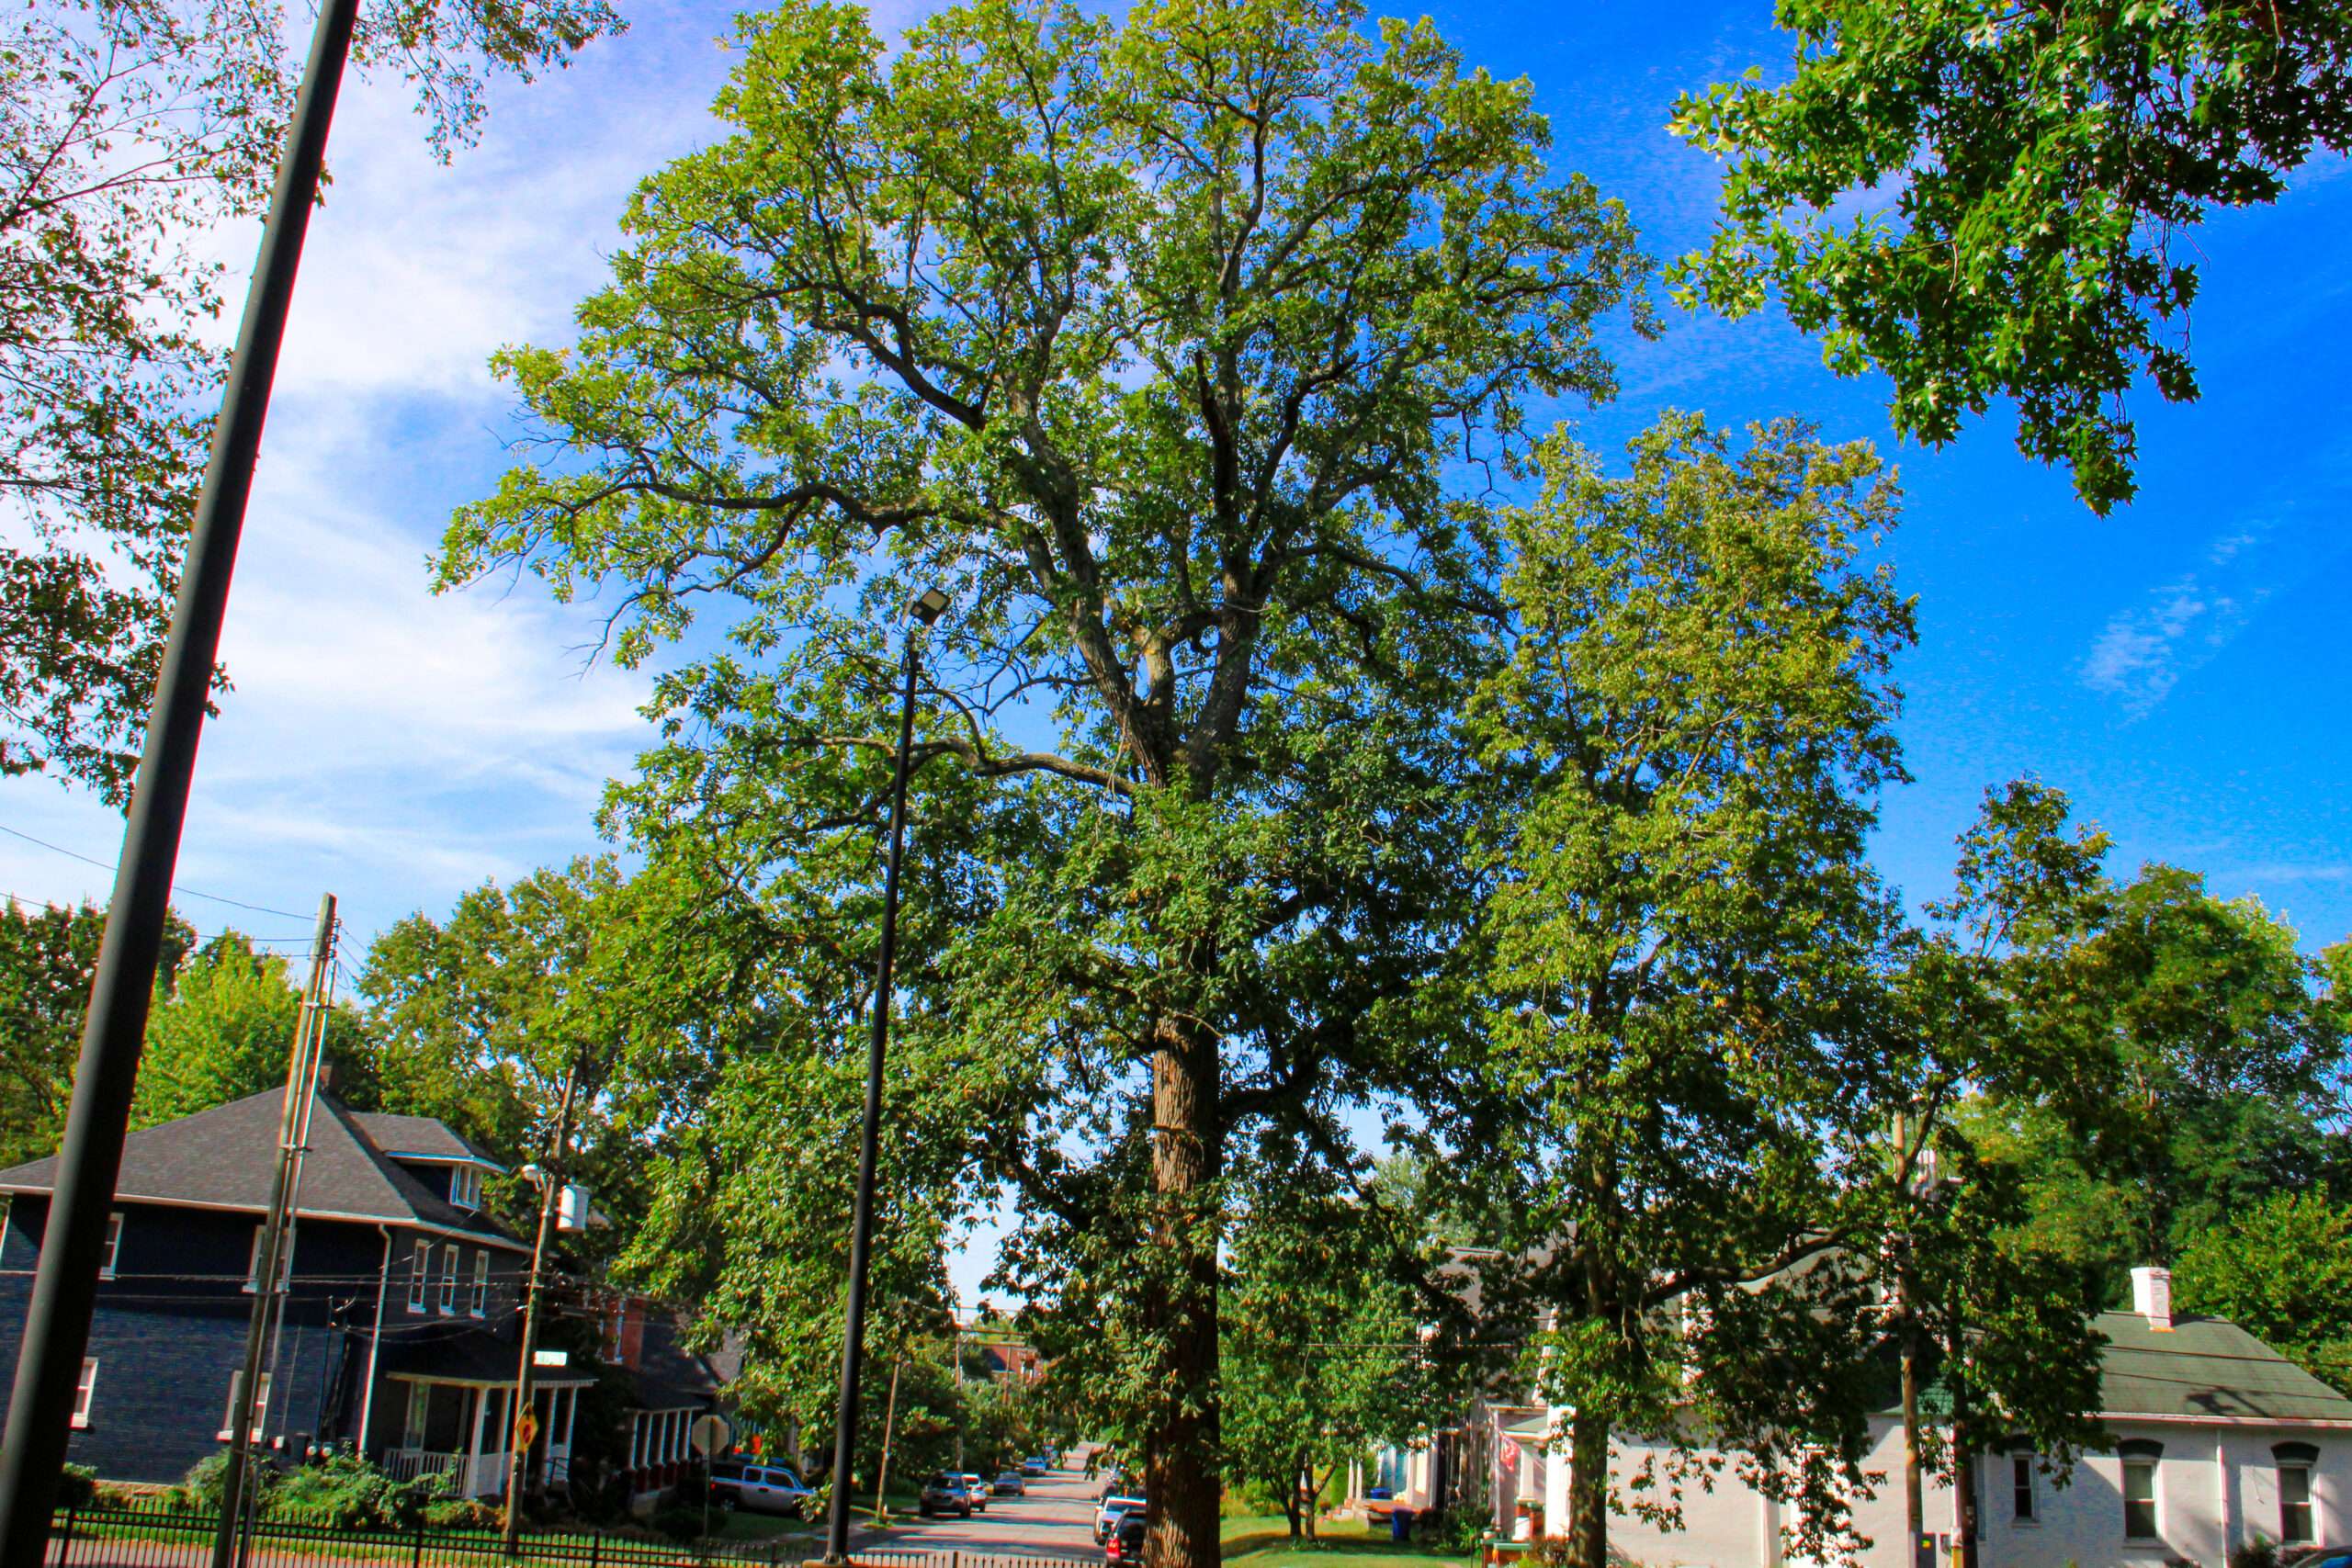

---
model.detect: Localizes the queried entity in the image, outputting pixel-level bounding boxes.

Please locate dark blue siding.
[0,1199,538,1485]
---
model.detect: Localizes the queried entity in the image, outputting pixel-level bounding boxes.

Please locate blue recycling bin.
[1390,1506,1415,1542]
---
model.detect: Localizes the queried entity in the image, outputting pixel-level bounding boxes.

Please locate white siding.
[1580,1416,2351,1568]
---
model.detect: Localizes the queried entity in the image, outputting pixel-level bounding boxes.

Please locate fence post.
[60,1501,76,1562]
[588,1529,601,1568]
[410,1516,424,1568]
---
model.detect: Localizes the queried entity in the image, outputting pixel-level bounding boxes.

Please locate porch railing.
[382,1449,465,1483]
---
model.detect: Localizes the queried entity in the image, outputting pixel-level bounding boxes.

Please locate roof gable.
[0,1089,526,1249]
[349,1112,506,1171]
[2093,1310,2352,1424]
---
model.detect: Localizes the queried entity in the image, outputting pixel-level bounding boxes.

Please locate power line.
[0,822,312,922]
[2,893,316,950]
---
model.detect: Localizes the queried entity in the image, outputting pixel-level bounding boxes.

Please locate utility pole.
[501,1053,585,1551]
[1893,1110,1923,1568]
[211,895,337,1568]
[0,0,361,1547]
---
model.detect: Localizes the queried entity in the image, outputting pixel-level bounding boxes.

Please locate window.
[406,1239,430,1313]
[220,1371,270,1441]
[2277,1442,2319,1545]
[450,1166,482,1211]
[437,1246,459,1314]
[72,1359,96,1428]
[403,1383,429,1447]
[2120,1440,2164,1540]
[602,1295,626,1362]
[469,1251,490,1317]
[2010,1452,2036,1523]
[97,1213,122,1280]
[244,1224,290,1292]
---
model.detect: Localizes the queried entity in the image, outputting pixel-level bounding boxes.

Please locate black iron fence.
[46,1502,1091,1568]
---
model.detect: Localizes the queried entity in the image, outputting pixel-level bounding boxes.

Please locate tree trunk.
[1954,1443,1979,1568]
[1566,1411,1609,1568]
[1144,1012,1221,1568]
[1282,1466,1302,1539]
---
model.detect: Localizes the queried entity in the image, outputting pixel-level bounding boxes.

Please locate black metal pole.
[821,626,924,1564]
[0,0,359,1555]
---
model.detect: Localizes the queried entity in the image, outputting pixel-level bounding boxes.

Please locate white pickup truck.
[1093,1492,1147,1542]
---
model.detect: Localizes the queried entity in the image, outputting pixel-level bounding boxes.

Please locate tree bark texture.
[1566,1411,1610,1568]
[1145,1011,1221,1568]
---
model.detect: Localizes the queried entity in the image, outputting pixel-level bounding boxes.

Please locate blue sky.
[2,0,2346,1299]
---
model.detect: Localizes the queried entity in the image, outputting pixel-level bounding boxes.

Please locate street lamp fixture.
[822,588,947,1563]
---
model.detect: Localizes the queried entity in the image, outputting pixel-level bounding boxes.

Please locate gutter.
[358,1224,393,1452]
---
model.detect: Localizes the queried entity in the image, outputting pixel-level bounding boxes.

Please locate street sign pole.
[0,0,361,1556]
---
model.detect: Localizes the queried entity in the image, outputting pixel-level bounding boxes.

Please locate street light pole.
[820,589,946,1564]
[0,0,360,1554]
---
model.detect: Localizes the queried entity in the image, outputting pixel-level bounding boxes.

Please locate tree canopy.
[1671,0,2352,512]
[1453,412,1913,1568]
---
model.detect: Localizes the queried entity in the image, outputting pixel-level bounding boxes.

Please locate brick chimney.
[2131,1266,2174,1331]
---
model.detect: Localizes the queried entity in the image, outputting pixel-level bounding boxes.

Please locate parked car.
[1020,1457,1049,1477]
[920,1473,975,1518]
[1105,1513,1147,1564]
[709,1461,818,1517]
[959,1472,991,1511]
[993,1472,1026,1495]
[1094,1492,1147,1541]
[2283,1552,2352,1568]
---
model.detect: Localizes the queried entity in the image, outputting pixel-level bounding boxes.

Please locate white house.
[1384,1267,2352,1567]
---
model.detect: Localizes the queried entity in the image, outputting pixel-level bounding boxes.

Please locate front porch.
[379,1375,589,1500]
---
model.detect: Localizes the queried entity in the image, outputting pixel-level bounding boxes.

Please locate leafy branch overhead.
[1671,0,2352,512]
[0,0,625,799]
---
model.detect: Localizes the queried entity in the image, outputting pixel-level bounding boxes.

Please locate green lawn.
[1218,1513,1469,1568]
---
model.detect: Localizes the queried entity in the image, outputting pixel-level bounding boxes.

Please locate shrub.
[181,1450,273,1512]
[2229,1545,2278,1568]
[649,1503,706,1542]
[423,1497,502,1531]
[267,1450,449,1531]
[55,1464,98,1508]
[1442,1496,1493,1551]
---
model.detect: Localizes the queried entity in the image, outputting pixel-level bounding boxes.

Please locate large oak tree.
[435,1,1650,1561]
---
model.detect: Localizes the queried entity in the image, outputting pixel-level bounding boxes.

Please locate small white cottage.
[1390,1268,2352,1567]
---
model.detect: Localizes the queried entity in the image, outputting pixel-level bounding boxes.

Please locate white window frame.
[218,1371,270,1442]
[2008,1450,2037,1524]
[437,1246,459,1314]
[72,1359,96,1428]
[97,1213,122,1280]
[2280,1461,2316,1545]
[243,1224,290,1293]
[451,1166,482,1210]
[2121,1455,2160,1540]
[469,1251,490,1317]
[406,1238,430,1313]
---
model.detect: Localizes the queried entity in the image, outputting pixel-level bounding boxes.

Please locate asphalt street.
[855,1463,1105,1562]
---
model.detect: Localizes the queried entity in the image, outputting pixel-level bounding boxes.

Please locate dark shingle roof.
[2094,1310,2352,1423]
[0,1089,526,1250]
[378,1325,594,1386]
[632,1315,726,1411]
[349,1112,505,1170]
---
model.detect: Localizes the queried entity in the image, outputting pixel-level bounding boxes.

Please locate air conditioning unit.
[557,1184,592,1232]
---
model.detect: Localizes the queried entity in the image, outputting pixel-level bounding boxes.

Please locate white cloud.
[2079,524,2278,717]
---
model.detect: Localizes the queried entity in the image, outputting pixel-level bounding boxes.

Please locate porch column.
[466,1385,492,1496]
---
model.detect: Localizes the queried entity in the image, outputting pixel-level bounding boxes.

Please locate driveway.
[856,1466,1102,1562]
